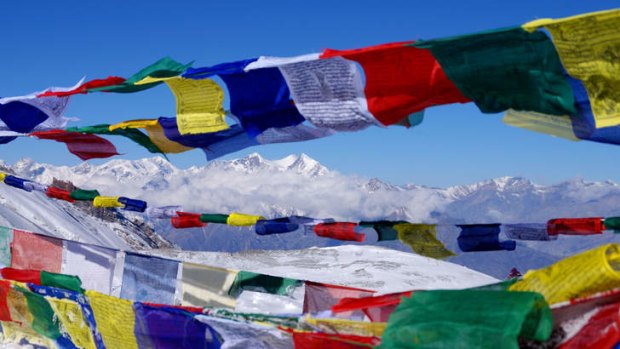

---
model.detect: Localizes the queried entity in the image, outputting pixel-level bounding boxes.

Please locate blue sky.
[0,0,617,187]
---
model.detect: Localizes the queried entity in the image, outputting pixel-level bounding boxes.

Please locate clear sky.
[0,0,617,187]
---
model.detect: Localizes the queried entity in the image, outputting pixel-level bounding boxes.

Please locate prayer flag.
[40,271,82,293]
[181,262,238,308]
[524,9,620,128]
[31,130,119,161]
[200,213,229,224]
[93,196,124,208]
[66,124,165,155]
[303,317,386,338]
[227,212,263,227]
[303,281,375,318]
[359,220,407,241]
[322,42,470,126]
[133,303,222,349]
[46,187,75,202]
[457,223,516,252]
[37,76,126,97]
[278,57,377,131]
[332,291,413,323]
[183,58,256,79]
[48,297,97,349]
[69,189,100,201]
[605,217,620,233]
[146,205,183,219]
[378,290,552,348]
[0,279,12,321]
[23,182,47,192]
[255,219,299,235]
[510,243,620,304]
[118,197,147,212]
[85,290,139,349]
[256,123,335,145]
[19,286,62,340]
[228,271,301,298]
[290,330,379,349]
[3,175,30,191]
[314,222,365,242]
[62,241,116,294]
[120,253,179,304]
[166,77,228,135]
[1,268,40,284]
[11,230,62,273]
[414,27,576,116]
[395,223,455,259]
[503,223,556,241]
[196,315,294,349]
[244,53,321,70]
[547,217,604,235]
[502,109,580,141]
[0,226,13,267]
[171,212,206,229]
[0,96,70,133]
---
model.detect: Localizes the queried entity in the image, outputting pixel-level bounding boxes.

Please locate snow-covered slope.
[146,245,497,293]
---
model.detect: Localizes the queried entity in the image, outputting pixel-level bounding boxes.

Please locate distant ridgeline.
[0,10,619,161]
[0,226,618,347]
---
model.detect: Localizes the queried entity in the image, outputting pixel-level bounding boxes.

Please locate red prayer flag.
[1,267,41,285]
[36,76,126,97]
[560,302,620,349]
[32,129,119,161]
[547,217,604,236]
[321,42,470,126]
[332,291,413,322]
[10,229,63,273]
[289,330,380,349]
[303,281,375,318]
[314,222,365,242]
[46,186,75,203]
[171,212,207,229]
[0,280,12,321]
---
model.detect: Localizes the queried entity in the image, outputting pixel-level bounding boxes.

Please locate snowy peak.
[207,153,329,176]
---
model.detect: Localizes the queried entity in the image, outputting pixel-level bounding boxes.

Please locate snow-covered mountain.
[2,153,620,278]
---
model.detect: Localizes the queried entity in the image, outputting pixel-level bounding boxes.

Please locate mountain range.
[1,153,620,278]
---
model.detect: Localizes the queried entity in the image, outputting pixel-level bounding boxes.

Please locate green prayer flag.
[200,214,230,224]
[0,226,13,267]
[18,287,61,339]
[396,223,455,259]
[360,220,407,241]
[40,271,83,293]
[69,189,101,201]
[87,57,192,93]
[605,217,620,233]
[413,27,576,116]
[228,271,301,298]
[379,290,552,349]
[67,124,165,156]
[471,278,518,291]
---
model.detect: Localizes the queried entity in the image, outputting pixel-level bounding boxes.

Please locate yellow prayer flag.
[48,298,97,349]
[1,322,55,348]
[166,77,228,135]
[524,9,620,128]
[0,172,5,182]
[502,109,580,141]
[304,316,387,337]
[93,196,124,208]
[227,212,264,226]
[144,123,193,154]
[133,76,175,85]
[510,243,620,304]
[395,223,455,259]
[109,119,160,131]
[86,290,138,349]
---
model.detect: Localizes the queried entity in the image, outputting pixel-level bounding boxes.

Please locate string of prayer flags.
[604,217,620,233]
[457,223,516,252]
[166,77,229,135]
[378,290,552,349]
[45,187,74,203]
[146,205,183,219]
[359,220,407,241]
[69,189,100,201]
[217,61,305,136]
[171,212,206,229]
[180,262,238,308]
[85,290,139,349]
[66,124,165,156]
[118,197,147,212]
[509,243,620,304]
[62,241,116,295]
[120,253,179,304]
[227,212,264,227]
[255,219,300,235]
[547,217,604,236]
[503,223,556,241]
[228,271,302,298]
[278,57,378,131]
[31,130,119,161]
[10,230,63,273]
[93,196,124,208]
[395,223,455,259]
[321,42,470,126]
[88,57,192,93]
[413,27,576,116]
[524,9,620,128]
